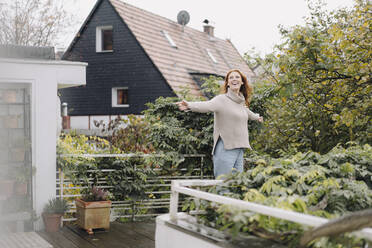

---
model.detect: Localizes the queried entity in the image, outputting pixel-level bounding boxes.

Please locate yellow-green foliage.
[248,0,371,155]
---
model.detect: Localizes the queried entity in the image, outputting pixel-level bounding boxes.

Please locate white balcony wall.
[0,58,86,230]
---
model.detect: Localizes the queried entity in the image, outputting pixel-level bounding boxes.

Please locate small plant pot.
[42,213,62,232]
[75,198,112,234]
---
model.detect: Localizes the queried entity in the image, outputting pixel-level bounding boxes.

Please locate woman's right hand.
[176,100,189,111]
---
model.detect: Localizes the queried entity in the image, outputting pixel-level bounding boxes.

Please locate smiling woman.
[176,69,263,178]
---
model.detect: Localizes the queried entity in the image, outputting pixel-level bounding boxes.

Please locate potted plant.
[75,186,112,234]
[42,197,69,232]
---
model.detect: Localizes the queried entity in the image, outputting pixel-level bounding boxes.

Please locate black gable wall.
[59,0,175,116]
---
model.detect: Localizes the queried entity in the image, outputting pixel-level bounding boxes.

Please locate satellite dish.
[177,10,190,26]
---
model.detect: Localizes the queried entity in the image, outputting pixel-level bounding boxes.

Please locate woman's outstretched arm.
[177,96,220,113]
[246,108,263,122]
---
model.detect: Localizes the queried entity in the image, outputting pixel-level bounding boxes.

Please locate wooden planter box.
[75,198,112,234]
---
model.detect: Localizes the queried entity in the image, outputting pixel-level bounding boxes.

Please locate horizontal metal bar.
[114,213,160,218]
[58,153,205,158]
[145,191,171,194]
[177,179,223,187]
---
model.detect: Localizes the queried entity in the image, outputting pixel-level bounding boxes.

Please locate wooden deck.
[37,220,155,248]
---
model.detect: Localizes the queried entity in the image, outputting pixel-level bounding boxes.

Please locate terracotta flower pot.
[42,213,62,232]
[75,198,112,234]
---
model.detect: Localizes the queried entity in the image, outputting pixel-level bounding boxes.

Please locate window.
[112,87,129,107]
[162,30,177,48]
[206,49,218,63]
[96,26,113,52]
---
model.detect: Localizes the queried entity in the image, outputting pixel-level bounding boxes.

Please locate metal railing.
[57,153,212,222]
[169,179,372,242]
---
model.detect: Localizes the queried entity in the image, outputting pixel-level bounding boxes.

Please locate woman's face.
[227,71,243,92]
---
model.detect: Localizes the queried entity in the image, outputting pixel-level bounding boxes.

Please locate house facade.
[60,0,254,130]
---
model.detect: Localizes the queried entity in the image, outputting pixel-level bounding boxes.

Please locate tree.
[0,0,74,47]
[253,0,371,155]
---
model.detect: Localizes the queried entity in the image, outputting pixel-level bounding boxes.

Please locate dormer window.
[162,30,177,48]
[96,26,113,52]
[206,49,218,63]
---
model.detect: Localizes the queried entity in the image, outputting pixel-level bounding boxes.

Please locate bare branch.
[0,0,74,47]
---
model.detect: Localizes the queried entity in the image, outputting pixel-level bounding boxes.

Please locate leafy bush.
[106,157,155,200]
[248,0,371,155]
[143,96,214,175]
[94,115,154,153]
[183,143,372,247]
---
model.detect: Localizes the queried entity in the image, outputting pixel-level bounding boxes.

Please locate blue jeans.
[213,138,244,178]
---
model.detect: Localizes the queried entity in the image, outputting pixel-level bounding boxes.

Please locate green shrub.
[183,143,372,247]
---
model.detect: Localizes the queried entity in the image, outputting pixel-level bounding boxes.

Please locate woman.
[177,69,263,178]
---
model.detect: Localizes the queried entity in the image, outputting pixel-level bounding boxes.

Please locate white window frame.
[162,30,177,48]
[112,87,129,108]
[206,49,218,64]
[96,26,113,53]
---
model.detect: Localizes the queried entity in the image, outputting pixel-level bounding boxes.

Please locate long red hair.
[221,69,253,107]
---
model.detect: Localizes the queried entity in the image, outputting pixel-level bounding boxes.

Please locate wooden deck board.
[126,221,155,241]
[59,226,97,248]
[38,230,80,248]
[110,222,155,248]
[37,220,155,248]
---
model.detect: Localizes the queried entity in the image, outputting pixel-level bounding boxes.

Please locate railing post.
[132,201,135,222]
[170,180,179,222]
[200,156,204,179]
[60,168,64,199]
[59,168,64,227]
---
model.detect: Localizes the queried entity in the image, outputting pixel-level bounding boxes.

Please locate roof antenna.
[177,10,190,32]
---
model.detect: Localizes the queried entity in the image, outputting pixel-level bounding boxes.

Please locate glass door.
[0,84,33,232]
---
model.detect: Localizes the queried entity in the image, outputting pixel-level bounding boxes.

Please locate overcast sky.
[63,0,355,55]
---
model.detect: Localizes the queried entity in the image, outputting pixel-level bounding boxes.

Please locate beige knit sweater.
[188,89,261,154]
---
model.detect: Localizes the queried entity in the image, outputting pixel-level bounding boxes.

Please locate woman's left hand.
[258,117,263,122]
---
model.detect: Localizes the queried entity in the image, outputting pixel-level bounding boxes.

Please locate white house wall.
[0,58,86,231]
[69,115,131,130]
[70,116,89,129]
[156,214,221,248]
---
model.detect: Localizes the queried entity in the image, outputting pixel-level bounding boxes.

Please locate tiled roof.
[109,0,254,97]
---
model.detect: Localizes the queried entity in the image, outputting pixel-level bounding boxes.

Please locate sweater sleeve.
[246,108,261,121]
[187,96,220,113]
